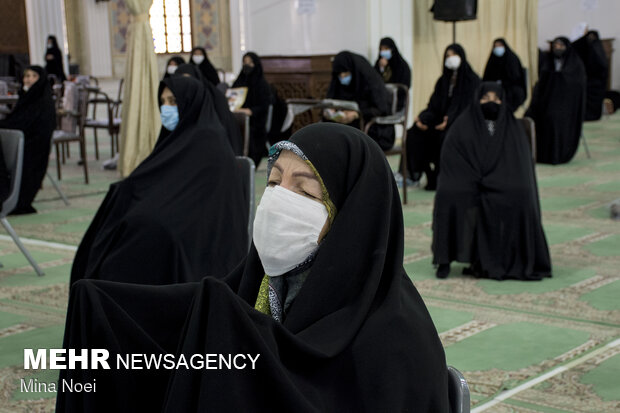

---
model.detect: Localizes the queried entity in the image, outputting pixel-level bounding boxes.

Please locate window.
[149,0,192,54]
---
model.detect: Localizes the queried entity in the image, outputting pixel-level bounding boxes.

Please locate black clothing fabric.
[433,83,552,280]
[407,44,481,188]
[572,31,608,120]
[57,123,450,413]
[0,66,55,214]
[44,35,66,82]
[175,64,243,155]
[327,51,393,150]
[70,76,248,286]
[163,56,185,79]
[374,37,411,111]
[482,38,526,111]
[526,37,586,165]
[190,47,220,86]
[232,52,272,166]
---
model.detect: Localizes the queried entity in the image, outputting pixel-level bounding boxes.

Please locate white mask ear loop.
[253,186,328,277]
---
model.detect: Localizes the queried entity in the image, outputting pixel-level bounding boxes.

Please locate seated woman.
[572,30,608,121]
[175,63,242,155]
[374,37,411,111]
[189,46,221,86]
[57,124,450,412]
[163,56,185,79]
[433,82,552,280]
[483,38,526,112]
[69,76,248,286]
[0,66,55,214]
[326,51,392,150]
[232,52,272,167]
[526,37,586,165]
[406,44,480,190]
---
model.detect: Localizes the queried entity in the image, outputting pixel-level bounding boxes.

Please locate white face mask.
[192,55,205,64]
[253,185,328,277]
[445,55,461,70]
[167,65,178,75]
[23,85,30,92]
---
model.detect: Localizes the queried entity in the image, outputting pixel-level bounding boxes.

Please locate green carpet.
[1,113,619,412]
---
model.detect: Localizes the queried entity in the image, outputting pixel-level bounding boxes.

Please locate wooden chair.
[52,84,89,183]
[364,83,410,204]
[85,78,123,159]
[519,116,537,162]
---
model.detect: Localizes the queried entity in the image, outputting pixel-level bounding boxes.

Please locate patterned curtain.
[119,0,161,177]
[412,0,538,116]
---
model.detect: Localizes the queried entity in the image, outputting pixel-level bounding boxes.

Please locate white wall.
[539,0,620,89]
[25,0,69,72]
[230,0,369,74]
[229,0,414,124]
[81,0,113,77]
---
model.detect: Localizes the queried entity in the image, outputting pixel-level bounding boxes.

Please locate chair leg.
[46,172,70,206]
[66,142,71,159]
[55,143,62,180]
[93,129,99,160]
[61,142,66,164]
[581,132,591,159]
[81,139,89,184]
[0,218,44,276]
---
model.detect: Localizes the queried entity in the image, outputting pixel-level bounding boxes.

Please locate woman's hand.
[415,116,428,131]
[435,116,448,131]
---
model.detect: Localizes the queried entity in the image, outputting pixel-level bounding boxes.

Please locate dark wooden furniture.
[261,54,334,131]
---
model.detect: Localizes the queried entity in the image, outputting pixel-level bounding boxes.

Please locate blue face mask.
[339,74,352,86]
[380,49,392,60]
[493,46,505,57]
[160,105,179,131]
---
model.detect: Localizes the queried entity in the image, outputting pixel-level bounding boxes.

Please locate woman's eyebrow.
[292,171,318,181]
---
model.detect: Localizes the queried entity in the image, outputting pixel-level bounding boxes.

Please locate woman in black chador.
[44,35,66,82]
[57,124,450,413]
[526,37,586,165]
[433,82,552,280]
[572,30,608,120]
[483,38,526,112]
[175,63,242,155]
[69,76,248,286]
[232,52,272,167]
[406,44,480,190]
[0,66,55,214]
[163,56,185,79]
[189,46,220,86]
[374,37,411,111]
[327,51,392,150]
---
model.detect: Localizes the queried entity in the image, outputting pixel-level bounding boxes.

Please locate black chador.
[406,44,480,189]
[526,37,586,165]
[0,66,55,214]
[70,76,248,286]
[327,51,392,150]
[57,124,450,413]
[573,30,608,121]
[483,38,527,112]
[433,82,552,280]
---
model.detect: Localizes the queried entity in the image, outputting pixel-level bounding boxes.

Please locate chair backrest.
[265,104,273,134]
[519,116,537,162]
[235,156,256,250]
[60,82,79,132]
[447,366,470,413]
[385,83,409,118]
[233,112,251,157]
[0,80,7,95]
[0,129,24,217]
